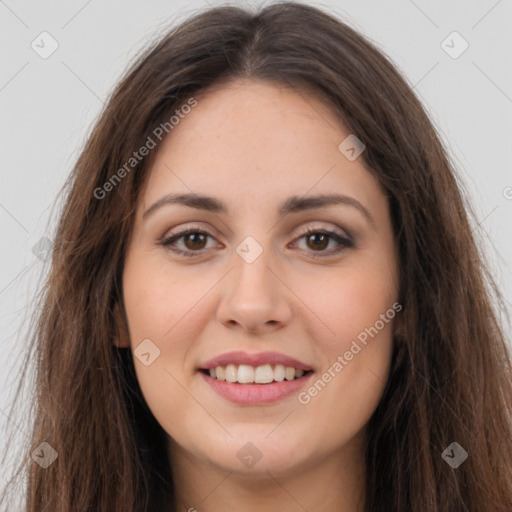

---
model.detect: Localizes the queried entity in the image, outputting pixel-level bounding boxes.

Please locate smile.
[201,363,310,384]
[198,350,315,405]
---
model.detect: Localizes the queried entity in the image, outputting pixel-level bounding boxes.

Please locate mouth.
[197,351,315,405]
[199,364,313,384]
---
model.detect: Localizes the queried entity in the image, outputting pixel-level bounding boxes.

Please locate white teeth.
[254,364,273,384]
[225,364,237,383]
[237,364,255,383]
[274,364,285,381]
[215,366,225,381]
[206,363,309,384]
[285,367,295,381]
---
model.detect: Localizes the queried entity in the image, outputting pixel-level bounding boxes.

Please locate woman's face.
[117,79,400,478]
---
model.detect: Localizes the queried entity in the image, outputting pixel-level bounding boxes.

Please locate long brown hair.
[2,2,511,511]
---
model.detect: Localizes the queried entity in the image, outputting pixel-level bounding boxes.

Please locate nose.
[216,247,293,334]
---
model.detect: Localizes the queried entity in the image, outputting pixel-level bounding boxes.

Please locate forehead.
[138,79,384,217]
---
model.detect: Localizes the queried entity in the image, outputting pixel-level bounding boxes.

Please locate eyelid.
[161,223,214,240]
[295,223,352,241]
[160,221,351,241]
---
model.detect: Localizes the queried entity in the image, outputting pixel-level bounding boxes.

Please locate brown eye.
[183,232,208,250]
[305,232,329,251]
[158,228,216,257]
[294,228,354,257]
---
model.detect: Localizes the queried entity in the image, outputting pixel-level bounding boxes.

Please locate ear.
[112,301,131,348]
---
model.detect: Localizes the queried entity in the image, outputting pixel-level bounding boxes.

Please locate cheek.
[293,257,396,429]
[121,255,212,436]
[122,253,210,347]
[294,254,398,348]
[296,308,394,452]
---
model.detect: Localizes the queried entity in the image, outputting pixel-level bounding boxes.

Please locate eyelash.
[157,225,354,258]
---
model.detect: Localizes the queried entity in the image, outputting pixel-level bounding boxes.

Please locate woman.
[2,2,511,511]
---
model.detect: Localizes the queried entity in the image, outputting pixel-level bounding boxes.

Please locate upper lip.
[199,351,313,371]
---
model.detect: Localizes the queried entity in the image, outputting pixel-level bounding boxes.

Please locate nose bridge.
[231,234,277,300]
[216,233,291,331]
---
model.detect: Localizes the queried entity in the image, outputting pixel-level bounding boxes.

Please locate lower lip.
[199,371,314,405]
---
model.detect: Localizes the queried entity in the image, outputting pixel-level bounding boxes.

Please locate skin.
[114,78,400,512]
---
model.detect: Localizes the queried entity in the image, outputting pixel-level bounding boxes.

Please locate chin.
[201,434,314,478]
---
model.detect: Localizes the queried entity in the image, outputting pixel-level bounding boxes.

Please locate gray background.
[1,0,511,503]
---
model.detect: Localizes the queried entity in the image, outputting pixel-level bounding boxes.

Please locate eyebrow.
[143,192,376,230]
